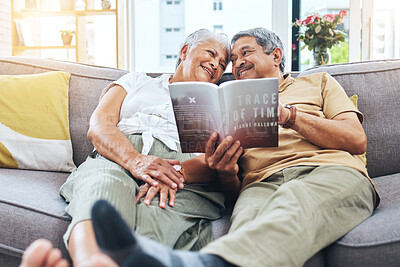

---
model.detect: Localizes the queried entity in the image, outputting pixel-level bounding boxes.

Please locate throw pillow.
[349,94,367,165]
[0,71,76,172]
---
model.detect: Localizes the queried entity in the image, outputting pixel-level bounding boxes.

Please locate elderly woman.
[59,29,231,267]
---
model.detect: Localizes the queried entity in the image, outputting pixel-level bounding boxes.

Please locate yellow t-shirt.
[239,72,370,190]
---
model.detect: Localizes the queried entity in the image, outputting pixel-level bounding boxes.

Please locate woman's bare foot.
[20,239,69,267]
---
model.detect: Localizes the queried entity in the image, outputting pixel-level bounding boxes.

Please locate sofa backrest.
[298,60,400,178]
[2,57,399,178]
[0,57,128,167]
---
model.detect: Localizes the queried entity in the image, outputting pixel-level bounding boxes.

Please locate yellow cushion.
[349,94,367,165]
[0,71,76,171]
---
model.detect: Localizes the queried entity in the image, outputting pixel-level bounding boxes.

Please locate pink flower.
[295,19,302,27]
[339,10,347,17]
[303,15,315,25]
[323,14,336,22]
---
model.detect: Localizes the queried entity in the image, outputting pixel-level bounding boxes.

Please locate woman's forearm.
[87,84,140,171]
[181,155,242,196]
[87,122,140,171]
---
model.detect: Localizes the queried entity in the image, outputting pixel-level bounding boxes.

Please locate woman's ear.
[180,44,189,61]
[272,48,283,67]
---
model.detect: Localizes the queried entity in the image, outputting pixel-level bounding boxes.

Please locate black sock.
[91,200,234,267]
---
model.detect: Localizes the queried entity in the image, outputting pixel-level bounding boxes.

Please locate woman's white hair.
[176,29,231,69]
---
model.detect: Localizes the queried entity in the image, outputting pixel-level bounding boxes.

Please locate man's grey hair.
[176,29,231,69]
[231,27,286,73]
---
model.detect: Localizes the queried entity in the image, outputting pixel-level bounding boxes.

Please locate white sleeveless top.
[105,72,179,155]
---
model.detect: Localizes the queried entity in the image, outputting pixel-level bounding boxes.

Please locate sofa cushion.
[0,168,71,262]
[325,173,400,266]
[0,71,76,172]
[0,57,128,167]
[298,60,400,178]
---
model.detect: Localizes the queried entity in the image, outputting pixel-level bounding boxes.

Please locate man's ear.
[180,45,189,61]
[272,47,283,67]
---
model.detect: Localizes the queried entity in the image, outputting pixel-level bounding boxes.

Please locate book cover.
[169,77,279,153]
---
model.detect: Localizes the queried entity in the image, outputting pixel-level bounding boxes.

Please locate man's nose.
[235,57,246,68]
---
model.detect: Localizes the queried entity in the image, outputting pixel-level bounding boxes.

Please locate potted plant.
[101,0,111,9]
[59,30,75,46]
[293,10,347,66]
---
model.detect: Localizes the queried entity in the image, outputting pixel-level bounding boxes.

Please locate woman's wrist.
[173,165,186,183]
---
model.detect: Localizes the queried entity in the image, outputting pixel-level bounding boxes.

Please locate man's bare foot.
[20,239,69,267]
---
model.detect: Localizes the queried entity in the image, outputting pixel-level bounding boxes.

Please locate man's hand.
[136,181,177,208]
[205,132,242,177]
[128,155,184,190]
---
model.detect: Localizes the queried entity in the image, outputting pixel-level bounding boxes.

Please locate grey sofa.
[0,57,399,267]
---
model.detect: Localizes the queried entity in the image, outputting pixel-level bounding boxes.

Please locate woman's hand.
[136,181,177,208]
[129,155,184,190]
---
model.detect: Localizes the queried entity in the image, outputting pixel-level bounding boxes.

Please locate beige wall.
[0,1,11,57]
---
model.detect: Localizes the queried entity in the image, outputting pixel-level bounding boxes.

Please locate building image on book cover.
[169,77,279,153]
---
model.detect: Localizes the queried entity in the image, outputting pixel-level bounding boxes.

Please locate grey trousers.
[60,135,225,251]
[201,165,376,267]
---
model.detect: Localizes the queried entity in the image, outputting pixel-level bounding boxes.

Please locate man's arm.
[279,104,367,155]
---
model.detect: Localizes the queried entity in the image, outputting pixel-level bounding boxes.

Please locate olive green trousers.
[201,165,376,267]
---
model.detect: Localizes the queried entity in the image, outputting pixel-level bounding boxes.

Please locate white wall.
[0,1,11,57]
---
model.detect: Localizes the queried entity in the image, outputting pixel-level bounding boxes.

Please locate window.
[132,0,273,72]
[213,0,223,11]
[296,0,350,71]
[370,0,400,59]
[213,25,223,33]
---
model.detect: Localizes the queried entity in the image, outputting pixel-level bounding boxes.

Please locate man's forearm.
[290,111,367,155]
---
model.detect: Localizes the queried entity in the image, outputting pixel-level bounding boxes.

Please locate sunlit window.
[133,0,272,73]
[371,0,400,59]
[213,25,223,33]
[213,0,223,11]
[297,0,349,71]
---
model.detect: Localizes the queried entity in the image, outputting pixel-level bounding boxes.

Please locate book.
[169,77,279,153]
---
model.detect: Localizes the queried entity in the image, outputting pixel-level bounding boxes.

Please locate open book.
[169,77,279,153]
